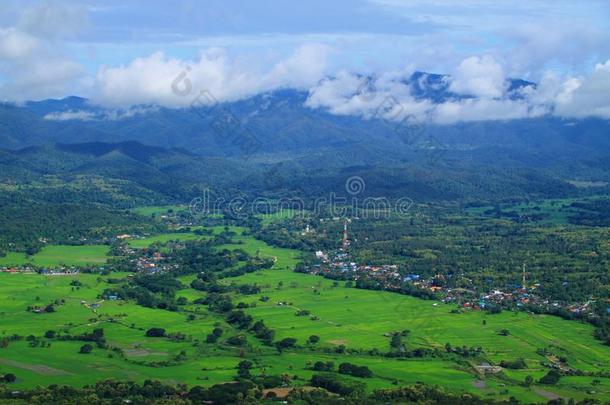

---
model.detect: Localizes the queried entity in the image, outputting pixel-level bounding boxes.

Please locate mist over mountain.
[1,71,608,167]
[1,72,608,204]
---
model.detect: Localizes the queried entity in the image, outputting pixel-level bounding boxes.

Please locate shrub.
[338,362,373,378]
[313,361,334,371]
[79,344,93,354]
[145,328,166,337]
[500,358,527,369]
[539,370,561,385]
[2,373,16,383]
[308,335,320,344]
[310,374,365,396]
[276,337,297,350]
[226,335,247,346]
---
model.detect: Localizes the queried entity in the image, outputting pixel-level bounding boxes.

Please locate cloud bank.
[92,44,331,108]
[305,56,610,124]
[34,50,610,125]
[0,2,88,101]
[1,1,609,125]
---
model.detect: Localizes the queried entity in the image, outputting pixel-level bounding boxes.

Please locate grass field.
[127,226,242,249]
[0,245,110,267]
[1,230,609,402]
[465,196,608,225]
[127,232,203,248]
[257,208,301,225]
[233,270,609,368]
[132,205,224,219]
[131,205,188,216]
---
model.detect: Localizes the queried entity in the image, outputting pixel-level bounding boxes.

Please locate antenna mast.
[342,219,350,251]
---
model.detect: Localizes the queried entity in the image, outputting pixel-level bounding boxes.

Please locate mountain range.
[1,72,609,204]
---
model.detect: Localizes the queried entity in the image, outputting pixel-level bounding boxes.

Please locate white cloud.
[2,58,86,101]
[433,98,538,124]
[306,69,429,117]
[18,1,88,39]
[304,56,610,123]
[43,106,160,121]
[0,1,88,101]
[448,55,506,98]
[0,2,607,124]
[0,28,39,59]
[553,61,610,119]
[266,43,332,89]
[44,110,97,121]
[92,44,331,107]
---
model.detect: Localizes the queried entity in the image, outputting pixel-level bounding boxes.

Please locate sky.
[1,0,609,122]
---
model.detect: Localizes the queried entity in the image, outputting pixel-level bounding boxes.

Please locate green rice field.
[0,245,110,267]
[0,229,609,402]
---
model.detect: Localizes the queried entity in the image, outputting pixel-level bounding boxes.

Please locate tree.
[311,374,365,396]
[227,335,247,346]
[308,335,320,344]
[524,375,534,387]
[539,370,561,385]
[237,360,253,370]
[391,334,403,350]
[145,328,166,337]
[236,360,253,379]
[276,338,297,350]
[44,330,56,339]
[500,358,527,369]
[79,344,93,354]
[313,361,334,371]
[2,373,16,383]
[338,362,373,378]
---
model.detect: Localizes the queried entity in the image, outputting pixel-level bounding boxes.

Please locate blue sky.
[1,0,609,121]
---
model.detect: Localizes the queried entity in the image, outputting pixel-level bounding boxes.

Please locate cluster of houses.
[1,265,88,275]
[131,251,176,274]
[312,249,403,284]
[112,238,172,274]
[307,248,600,317]
[442,285,595,316]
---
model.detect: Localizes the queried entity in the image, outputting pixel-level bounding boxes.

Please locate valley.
[1,215,609,403]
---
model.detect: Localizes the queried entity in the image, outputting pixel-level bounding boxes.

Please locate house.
[475,362,502,374]
[315,251,328,261]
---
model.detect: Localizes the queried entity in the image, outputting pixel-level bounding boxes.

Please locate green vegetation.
[131,205,188,217]
[0,226,609,403]
[0,245,110,267]
[126,226,239,249]
[127,233,203,248]
[465,196,610,226]
[258,208,300,225]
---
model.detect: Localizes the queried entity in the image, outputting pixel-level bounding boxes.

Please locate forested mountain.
[0,72,608,204]
[0,72,606,165]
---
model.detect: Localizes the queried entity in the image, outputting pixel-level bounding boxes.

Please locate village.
[1,219,601,321]
[304,220,599,319]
